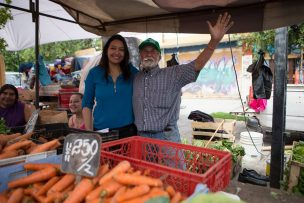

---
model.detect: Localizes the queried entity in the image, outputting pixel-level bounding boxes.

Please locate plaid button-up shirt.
[133,61,198,132]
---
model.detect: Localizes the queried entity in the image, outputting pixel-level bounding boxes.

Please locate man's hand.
[207,12,234,43]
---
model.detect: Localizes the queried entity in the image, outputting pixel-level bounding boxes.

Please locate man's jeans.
[138,125,186,170]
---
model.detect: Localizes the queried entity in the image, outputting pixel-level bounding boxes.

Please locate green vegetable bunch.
[192,139,245,163]
[0,117,10,134]
[292,141,304,164]
[293,168,304,196]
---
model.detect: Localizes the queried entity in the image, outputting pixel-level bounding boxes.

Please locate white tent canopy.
[0,0,98,51]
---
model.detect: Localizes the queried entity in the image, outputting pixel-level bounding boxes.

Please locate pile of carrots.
[0,132,61,160]
[0,160,185,203]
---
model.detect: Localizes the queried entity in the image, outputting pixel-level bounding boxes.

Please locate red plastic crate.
[101,136,231,195]
[58,87,79,109]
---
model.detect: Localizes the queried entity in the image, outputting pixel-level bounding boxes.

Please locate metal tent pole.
[33,0,40,109]
[270,27,288,188]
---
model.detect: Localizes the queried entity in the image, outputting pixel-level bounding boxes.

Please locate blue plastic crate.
[0,155,62,192]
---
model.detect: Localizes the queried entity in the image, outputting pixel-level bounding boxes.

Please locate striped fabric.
[133,61,198,132]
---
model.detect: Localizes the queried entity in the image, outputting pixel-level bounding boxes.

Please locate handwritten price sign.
[61,133,101,177]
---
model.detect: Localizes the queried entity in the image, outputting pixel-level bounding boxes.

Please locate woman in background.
[68,93,85,129]
[0,84,35,127]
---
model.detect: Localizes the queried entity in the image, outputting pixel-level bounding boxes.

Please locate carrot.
[33,182,43,191]
[7,188,24,203]
[44,191,66,203]
[92,164,109,185]
[88,197,112,203]
[111,186,126,203]
[165,185,176,198]
[86,198,103,203]
[8,167,58,189]
[28,190,46,203]
[113,173,163,187]
[23,188,33,196]
[117,184,150,202]
[38,136,48,143]
[127,167,134,173]
[29,139,60,154]
[62,184,75,194]
[21,196,34,203]
[0,133,21,143]
[133,170,142,176]
[143,169,151,176]
[48,174,75,194]
[99,161,131,185]
[0,150,18,159]
[120,187,169,203]
[0,191,8,203]
[86,185,105,201]
[64,178,95,203]
[3,140,32,152]
[25,142,38,154]
[49,140,61,150]
[37,176,60,196]
[102,179,123,198]
[23,163,60,171]
[7,132,33,145]
[171,191,181,203]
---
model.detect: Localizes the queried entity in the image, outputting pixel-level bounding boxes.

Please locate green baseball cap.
[139,38,161,53]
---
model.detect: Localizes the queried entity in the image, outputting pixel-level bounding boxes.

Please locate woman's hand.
[207,12,234,43]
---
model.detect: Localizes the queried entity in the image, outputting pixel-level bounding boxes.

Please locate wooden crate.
[192,118,236,142]
[288,141,304,192]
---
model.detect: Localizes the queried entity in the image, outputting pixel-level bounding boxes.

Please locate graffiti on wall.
[182,55,239,97]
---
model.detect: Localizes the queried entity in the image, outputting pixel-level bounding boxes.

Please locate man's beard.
[140,57,158,71]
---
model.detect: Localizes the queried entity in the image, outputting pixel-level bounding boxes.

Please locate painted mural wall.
[164,47,243,98]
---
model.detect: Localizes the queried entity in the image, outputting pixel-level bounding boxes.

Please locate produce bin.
[58,87,79,109]
[1,124,118,167]
[0,155,61,192]
[101,136,231,195]
[10,123,118,144]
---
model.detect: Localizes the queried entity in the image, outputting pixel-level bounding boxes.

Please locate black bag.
[166,53,179,67]
[188,110,214,122]
[247,52,273,99]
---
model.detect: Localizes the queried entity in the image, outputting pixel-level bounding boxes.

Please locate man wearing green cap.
[133,13,234,142]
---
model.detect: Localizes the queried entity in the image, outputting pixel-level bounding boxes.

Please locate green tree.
[0,0,12,51]
[234,24,304,58]
[2,38,101,71]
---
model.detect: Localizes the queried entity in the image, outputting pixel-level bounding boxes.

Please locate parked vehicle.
[5,72,26,88]
[255,84,304,132]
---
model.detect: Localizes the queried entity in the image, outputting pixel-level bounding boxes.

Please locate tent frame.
[0,0,102,108]
[0,0,289,189]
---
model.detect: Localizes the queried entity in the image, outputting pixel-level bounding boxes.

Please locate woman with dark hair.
[82,34,138,138]
[0,84,35,127]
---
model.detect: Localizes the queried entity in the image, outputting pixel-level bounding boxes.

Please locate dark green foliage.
[2,38,101,71]
[0,0,13,51]
[292,141,304,164]
[211,112,247,121]
[209,140,245,163]
[0,117,10,134]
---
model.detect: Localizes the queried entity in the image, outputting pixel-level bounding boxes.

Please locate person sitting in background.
[68,93,85,129]
[0,84,35,127]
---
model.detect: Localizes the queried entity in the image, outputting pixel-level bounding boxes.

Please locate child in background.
[68,93,85,129]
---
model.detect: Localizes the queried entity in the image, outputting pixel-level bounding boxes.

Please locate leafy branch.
[0,0,13,51]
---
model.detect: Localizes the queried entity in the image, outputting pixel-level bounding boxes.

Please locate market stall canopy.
[52,0,304,36]
[0,0,98,51]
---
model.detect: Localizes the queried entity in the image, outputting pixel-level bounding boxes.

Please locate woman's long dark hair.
[99,34,131,81]
[0,84,19,104]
